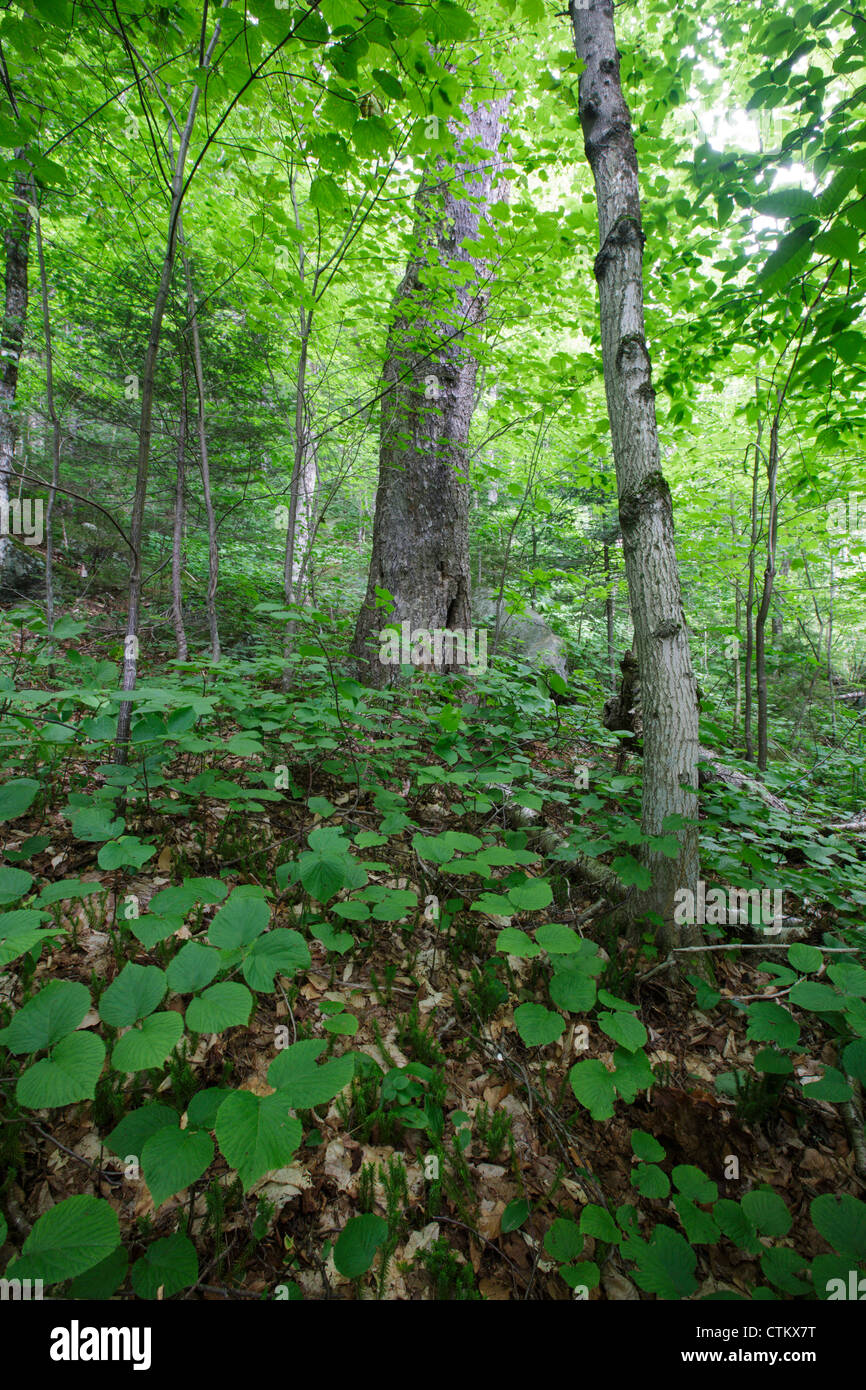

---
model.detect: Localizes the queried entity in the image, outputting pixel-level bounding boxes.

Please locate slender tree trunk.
[0,158,32,577]
[744,413,762,761]
[115,17,223,758]
[171,354,189,662]
[603,540,616,690]
[351,95,508,685]
[34,211,62,648]
[181,232,220,660]
[570,0,702,954]
[828,553,836,742]
[755,407,780,772]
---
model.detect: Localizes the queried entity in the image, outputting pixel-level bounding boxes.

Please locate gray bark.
[570,0,702,953]
[351,95,508,685]
[181,233,220,660]
[115,18,222,757]
[171,354,189,662]
[756,408,780,772]
[34,210,62,647]
[0,158,32,577]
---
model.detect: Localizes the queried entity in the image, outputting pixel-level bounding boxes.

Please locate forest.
[0,0,865,1335]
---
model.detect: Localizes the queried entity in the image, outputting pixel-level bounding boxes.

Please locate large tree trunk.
[351,95,508,686]
[570,1,702,954]
[0,159,32,578]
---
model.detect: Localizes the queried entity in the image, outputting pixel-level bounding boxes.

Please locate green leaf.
[208,890,270,948]
[6,1195,119,1284]
[112,1012,184,1072]
[267,1040,354,1106]
[611,855,652,890]
[787,943,823,973]
[166,943,221,994]
[215,1091,303,1190]
[579,1204,620,1244]
[802,1065,853,1102]
[631,1163,670,1198]
[714,1199,759,1251]
[598,1009,647,1053]
[97,836,156,870]
[69,806,125,842]
[631,1129,665,1162]
[535,923,582,954]
[745,1001,801,1047]
[185,983,253,1033]
[757,221,818,288]
[842,1039,866,1084]
[741,1188,791,1237]
[548,966,597,1013]
[507,877,553,911]
[0,979,90,1053]
[514,1002,564,1047]
[105,1104,178,1158]
[0,778,40,822]
[68,1243,129,1300]
[760,1245,810,1294]
[626,1224,697,1299]
[569,1059,617,1120]
[242,930,311,991]
[789,980,843,1012]
[0,865,34,904]
[810,1193,866,1259]
[673,1165,718,1203]
[544,1217,583,1263]
[673,1195,720,1245]
[501,1198,530,1233]
[131,1233,197,1299]
[334,1213,389,1278]
[141,1126,214,1208]
[148,878,227,916]
[754,1047,793,1075]
[310,920,354,954]
[612,1046,655,1102]
[186,1088,232,1130]
[496,927,541,958]
[17,1031,105,1108]
[99,963,167,1027]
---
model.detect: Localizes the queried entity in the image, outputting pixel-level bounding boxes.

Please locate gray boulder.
[0,541,44,602]
[471,588,568,682]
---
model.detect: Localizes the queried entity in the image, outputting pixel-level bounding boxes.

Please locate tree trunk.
[115,19,222,757]
[755,408,780,772]
[570,0,702,954]
[603,541,616,691]
[181,233,220,661]
[351,95,508,686]
[0,158,32,577]
[744,412,762,761]
[35,211,62,650]
[171,353,189,662]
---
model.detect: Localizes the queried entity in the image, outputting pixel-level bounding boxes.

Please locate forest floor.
[2,658,862,1301]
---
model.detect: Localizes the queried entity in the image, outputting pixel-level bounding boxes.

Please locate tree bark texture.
[0,159,32,577]
[570,0,702,952]
[351,95,508,686]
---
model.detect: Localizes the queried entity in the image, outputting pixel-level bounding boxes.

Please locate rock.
[471,589,567,681]
[0,539,44,601]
